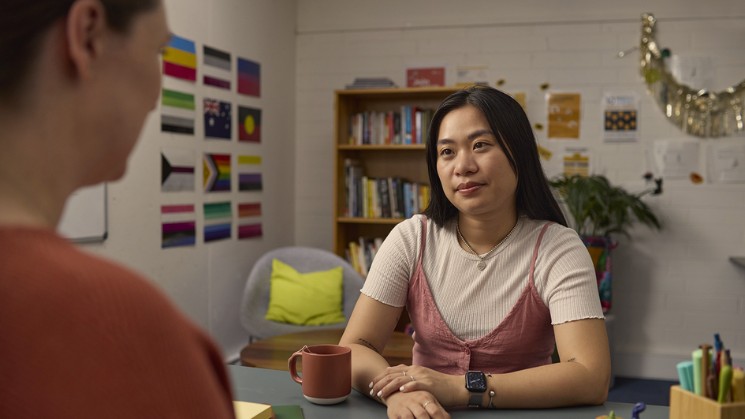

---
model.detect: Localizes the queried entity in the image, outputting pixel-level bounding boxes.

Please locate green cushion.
[264,258,346,325]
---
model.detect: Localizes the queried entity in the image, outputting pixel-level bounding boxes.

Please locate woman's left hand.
[370,364,463,407]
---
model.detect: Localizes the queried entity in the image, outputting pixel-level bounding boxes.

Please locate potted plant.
[549,174,662,313]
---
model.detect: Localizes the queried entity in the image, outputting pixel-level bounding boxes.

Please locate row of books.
[344,160,431,219]
[346,237,383,277]
[347,106,434,145]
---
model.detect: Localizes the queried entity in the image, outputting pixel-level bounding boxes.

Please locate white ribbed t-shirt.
[361,215,604,341]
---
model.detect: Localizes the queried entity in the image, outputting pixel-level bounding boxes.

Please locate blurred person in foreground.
[0,1,235,417]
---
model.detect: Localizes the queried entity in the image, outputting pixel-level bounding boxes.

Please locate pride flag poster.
[163,35,196,82]
[238,106,261,143]
[203,201,232,242]
[161,147,195,192]
[237,155,262,192]
[238,223,262,239]
[203,45,231,90]
[237,202,262,240]
[161,88,195,135]
[237,57,260,97]
[203,153,231,192]
[161,204,196,248]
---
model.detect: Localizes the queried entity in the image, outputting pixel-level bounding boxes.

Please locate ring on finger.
[410,375,415,381]
[422,401,431,408]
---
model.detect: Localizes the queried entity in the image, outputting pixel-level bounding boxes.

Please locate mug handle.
[288,350,303,384]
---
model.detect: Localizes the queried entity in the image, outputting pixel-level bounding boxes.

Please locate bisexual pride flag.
[163,35,196,81]
[204,98,232,139]
[237,57,260,97]
[203,45,231,90]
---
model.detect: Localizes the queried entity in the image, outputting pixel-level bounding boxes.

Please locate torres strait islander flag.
[237,57,260,97]
[162,35,197,81]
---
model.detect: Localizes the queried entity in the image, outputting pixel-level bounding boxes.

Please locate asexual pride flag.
[203,45,231,90]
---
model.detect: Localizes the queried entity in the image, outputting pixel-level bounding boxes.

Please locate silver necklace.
[456,221,517,271]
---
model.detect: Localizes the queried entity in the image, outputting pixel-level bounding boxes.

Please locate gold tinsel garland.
[640,13,745,138]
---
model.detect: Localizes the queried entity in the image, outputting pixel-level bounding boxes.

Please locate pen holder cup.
[669,385,745,419]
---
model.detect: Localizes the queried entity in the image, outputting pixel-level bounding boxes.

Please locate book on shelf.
[347,106,434,145]
[346,237,384,277]
[344,175,430,220]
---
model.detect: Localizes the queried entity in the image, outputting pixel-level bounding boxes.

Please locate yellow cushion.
[264,258,346,325]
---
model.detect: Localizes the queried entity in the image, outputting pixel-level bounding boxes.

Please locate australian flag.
[204,98,232,139]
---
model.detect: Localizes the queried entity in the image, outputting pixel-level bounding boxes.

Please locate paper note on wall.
[709,143,745,183]
[653,140,700,179]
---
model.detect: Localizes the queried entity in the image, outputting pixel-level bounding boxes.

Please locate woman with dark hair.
[0,1,235,417]
[340,86,610,418]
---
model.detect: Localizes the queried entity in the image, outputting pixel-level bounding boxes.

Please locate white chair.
[239,246,364,342]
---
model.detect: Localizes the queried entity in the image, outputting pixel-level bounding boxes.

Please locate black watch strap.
[467,392,483,408]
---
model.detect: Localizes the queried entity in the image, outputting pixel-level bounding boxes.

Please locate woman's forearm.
[348,343,394,395]
[484,360,609,408]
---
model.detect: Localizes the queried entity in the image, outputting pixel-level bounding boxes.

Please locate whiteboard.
[58,184,108,242]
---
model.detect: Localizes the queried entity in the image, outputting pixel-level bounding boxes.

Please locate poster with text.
[603,93,639,143]
[547,93,580,139]
[563,148,590,177]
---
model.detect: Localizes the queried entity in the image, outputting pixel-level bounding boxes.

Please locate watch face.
[466,371,487,392]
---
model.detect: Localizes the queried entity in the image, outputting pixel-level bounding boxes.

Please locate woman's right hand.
[384,390,451,419]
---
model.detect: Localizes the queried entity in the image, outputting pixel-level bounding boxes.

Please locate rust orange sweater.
[0,227,235,418]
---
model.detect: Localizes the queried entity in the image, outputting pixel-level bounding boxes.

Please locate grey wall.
[294,0,745,379]
[80,0,297,360]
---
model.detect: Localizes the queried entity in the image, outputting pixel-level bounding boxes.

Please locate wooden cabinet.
[332,87,459,263]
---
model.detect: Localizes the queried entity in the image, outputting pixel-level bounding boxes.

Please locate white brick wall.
[296,0,745,379]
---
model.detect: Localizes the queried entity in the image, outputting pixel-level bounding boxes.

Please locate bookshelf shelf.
[333,86,459,260]
[336,217,405,225]
[338,144,426,151]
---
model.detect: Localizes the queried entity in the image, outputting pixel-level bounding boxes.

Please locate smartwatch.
[465,370,487,408]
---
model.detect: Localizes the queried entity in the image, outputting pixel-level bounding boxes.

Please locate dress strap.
[529,222,553,286]
[417,216,428,263]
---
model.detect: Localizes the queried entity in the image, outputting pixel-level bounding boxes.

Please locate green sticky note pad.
[271,405,304,419]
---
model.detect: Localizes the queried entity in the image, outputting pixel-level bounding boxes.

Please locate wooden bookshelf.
[332,87,459,263]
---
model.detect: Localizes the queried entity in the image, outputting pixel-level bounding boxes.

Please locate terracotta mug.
[288,344,351,405]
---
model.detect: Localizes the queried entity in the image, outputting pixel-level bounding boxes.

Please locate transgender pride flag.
[237,57,260,97]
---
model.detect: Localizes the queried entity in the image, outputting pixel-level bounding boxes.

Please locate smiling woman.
[0,1,235,418]
[339,86,611,418]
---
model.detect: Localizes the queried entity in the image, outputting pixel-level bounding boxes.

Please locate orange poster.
[547,93,581,139]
